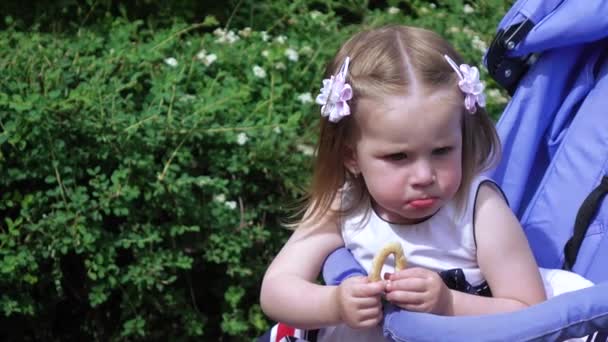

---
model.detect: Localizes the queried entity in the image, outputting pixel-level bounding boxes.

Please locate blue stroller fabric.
[488,0,608,281]
[320,0,608,340]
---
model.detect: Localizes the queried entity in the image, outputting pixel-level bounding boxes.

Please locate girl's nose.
[411,159,435,186]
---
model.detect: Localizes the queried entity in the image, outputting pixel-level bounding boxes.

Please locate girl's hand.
[336,276,385,329]
[384,267,453,315]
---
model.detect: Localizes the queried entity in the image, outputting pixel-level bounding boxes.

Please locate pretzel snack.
[369,242,407,282]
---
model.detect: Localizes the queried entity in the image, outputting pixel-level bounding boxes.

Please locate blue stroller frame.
[321,0,608,341]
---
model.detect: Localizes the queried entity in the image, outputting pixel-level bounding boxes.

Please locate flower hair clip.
[443,55,486,114]
[315,57,353,123]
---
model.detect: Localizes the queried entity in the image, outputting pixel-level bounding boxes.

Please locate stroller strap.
[563,176,608,271]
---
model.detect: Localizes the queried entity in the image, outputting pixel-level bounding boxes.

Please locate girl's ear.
[343,144,360,175]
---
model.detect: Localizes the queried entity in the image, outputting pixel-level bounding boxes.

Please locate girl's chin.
[378,208,435,225]
[373,201,440,224]
[387,202,444,224]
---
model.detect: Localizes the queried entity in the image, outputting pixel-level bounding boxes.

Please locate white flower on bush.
[252,65,267,78]
[237,132,249,145]
[225,201,237,210]
[261,31,270,42]
[301,45,313,56]
[275,62,286,70]
[285,48,299,62]
[227,31,240,43]
[214,28,239,44]
[429,3,437,9]
[472,35,488,53]
[297,144,314,156]
[388,7,400,14]
[204,54,217,66]
[262,50,270,58]
[196,49,207,60]
[238,27,252,37]
[196,50,217,66]
[164,57,178,67]
[214,194,226,203]
[310,10,322,20]
[273,126,282,134]
[213,28,224,37]
[181,94,196,102]
[463,4,474,13]
[274,35,287,44]
[297,92,313,104]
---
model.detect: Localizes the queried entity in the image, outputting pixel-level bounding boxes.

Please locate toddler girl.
[259,25,590,342]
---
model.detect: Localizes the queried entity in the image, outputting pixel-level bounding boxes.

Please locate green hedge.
[0,1,511,340]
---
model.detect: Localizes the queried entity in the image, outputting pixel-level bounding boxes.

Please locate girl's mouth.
[408,198,437,209]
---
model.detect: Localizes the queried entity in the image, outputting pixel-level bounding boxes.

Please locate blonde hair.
[299,25,500,226]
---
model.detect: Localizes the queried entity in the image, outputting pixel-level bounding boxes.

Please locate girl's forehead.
[355,91,463,140]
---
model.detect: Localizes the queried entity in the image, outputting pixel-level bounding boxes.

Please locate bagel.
[369,242,407,282]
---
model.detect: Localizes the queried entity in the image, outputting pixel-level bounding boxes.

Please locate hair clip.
[315,57,353,123]
[444,55,486,114]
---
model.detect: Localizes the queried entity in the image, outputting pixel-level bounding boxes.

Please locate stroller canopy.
[486,0,608,281]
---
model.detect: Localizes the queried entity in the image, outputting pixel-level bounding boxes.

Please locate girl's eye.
[386,153,408,161]
[433,146,453,155]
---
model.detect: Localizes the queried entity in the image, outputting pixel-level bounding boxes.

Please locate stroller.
[263,0,608,340]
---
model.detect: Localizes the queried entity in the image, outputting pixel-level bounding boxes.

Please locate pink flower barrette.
[315,57,353,123]
[443,55,486,114]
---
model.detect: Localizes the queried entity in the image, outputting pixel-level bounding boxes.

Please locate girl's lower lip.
[408,198,437,209]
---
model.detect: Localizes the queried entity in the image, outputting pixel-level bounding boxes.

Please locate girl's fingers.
[390,267,432,280]
[353,280,386,297]
[359,313,383,328]
[387,277,427,292]
[350,293,383,309]
[385,289,425,305]
[358,305,383,320]
[349,305,383,328]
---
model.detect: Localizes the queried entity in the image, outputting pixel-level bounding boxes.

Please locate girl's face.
[345,91,463,224]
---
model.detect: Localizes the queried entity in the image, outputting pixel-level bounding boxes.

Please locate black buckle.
[486,19,536,95]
